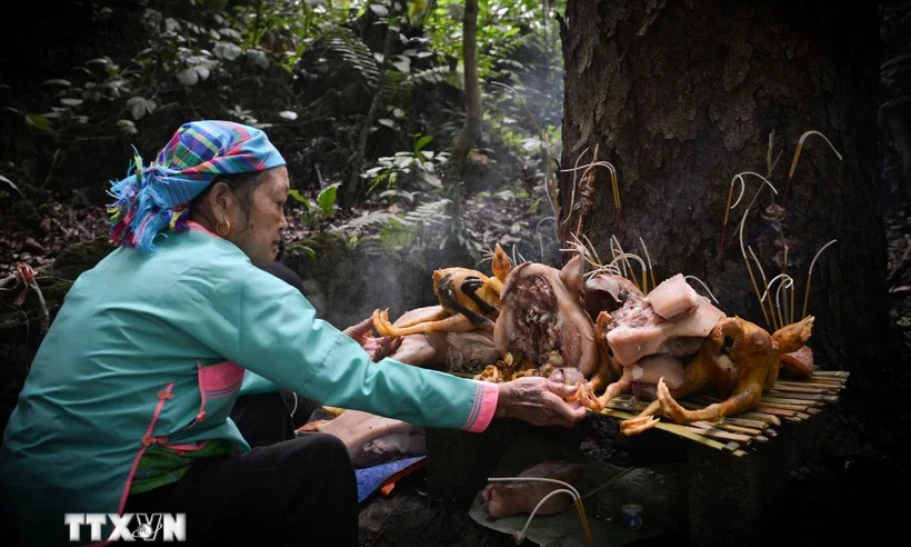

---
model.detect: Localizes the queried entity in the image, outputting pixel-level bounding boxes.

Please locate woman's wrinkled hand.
[343,317,403,362]
[494,376,588,428]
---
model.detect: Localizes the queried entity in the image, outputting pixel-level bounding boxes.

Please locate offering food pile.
[370,240,845,441]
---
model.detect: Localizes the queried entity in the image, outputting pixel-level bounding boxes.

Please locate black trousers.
[124,392,358,546]
[228,390,321,447]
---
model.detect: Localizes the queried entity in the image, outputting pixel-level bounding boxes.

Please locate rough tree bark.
[558,0,898,380]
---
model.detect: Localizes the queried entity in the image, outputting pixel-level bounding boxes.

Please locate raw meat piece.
[606,296,724,366]
[644,274,700,320]
[630,354,684,389]
[312,409,425,469]
[482,461,585,519]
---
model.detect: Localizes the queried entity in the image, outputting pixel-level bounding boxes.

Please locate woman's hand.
[494,376,588,428]
[343,317,403,362]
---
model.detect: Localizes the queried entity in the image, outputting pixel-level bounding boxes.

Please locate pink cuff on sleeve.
[462,381,500,433]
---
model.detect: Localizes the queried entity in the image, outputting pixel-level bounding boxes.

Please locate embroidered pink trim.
[197,360,245,394]
[196,361,209,425]
[165,440,212,453]
[187,220,222,239]
[88,383,174,546]
[463,381,499,433]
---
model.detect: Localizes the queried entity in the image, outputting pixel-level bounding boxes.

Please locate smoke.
[279,11,570,327]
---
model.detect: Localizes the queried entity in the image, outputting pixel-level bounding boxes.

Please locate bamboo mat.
[598,370,850,457]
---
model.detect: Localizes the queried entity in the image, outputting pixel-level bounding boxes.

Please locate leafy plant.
[362,134,449,193]
[289,183,340,232]
[332,197,451,252]
[4,0,569,270]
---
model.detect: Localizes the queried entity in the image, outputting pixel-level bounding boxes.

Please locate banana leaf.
[468,433,687,547]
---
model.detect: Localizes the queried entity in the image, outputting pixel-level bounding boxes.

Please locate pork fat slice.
[631,354,684,389]
[645,273,699,320]
[606,275,725,366]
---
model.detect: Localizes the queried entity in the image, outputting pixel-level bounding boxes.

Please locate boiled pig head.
[493,255,599,377]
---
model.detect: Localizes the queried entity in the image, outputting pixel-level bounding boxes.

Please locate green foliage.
[289,183,340,231]
[0,174,22,197]
[4,0,568,261]
[12,0,308,147]
[362,133,448,193]
[423,0,557,78]
[334,197,452,253]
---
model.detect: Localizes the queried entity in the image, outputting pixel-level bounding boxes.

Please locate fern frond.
[317,29,381,90]
[489,31,537,61]
[381,70,408,101]
[404,198,451,225]
[335,211,413,233]
[404,66,449,86]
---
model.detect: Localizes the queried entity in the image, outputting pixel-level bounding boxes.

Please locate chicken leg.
[372,308,483,337]
[618,399,662,435]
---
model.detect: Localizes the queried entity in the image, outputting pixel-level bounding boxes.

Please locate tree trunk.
[345,24,398,207]
[442,0,482,251]
[449,0,482,176]
[559,0,898,379]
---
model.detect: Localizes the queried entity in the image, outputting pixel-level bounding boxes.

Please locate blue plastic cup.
[621,504,643,530]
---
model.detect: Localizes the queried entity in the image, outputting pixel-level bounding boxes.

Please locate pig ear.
[501,262,530,296]
[559,254,585,294]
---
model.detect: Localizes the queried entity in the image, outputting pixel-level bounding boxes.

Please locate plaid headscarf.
[107,120,286,253]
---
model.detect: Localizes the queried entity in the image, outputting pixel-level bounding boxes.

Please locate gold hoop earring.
[215,219,231,237]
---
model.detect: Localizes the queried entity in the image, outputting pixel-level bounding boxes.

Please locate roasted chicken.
[619,314,815,435]
[382,306,500,371]
[372,244,512,336]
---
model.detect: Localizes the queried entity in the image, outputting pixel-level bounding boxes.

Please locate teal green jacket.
[0,223,499,546]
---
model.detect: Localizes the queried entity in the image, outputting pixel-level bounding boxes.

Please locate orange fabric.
[378,459,427,496]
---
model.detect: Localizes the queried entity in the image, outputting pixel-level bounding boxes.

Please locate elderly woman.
[0,121,586,547]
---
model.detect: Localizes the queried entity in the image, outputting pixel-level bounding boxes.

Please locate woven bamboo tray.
[598,370,850,457]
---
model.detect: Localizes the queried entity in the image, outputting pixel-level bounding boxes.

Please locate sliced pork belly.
[660,336,707,358]
[644,273,700,320]
[604,275,725,366]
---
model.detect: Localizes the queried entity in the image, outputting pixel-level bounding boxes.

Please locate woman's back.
[0,226,270,544]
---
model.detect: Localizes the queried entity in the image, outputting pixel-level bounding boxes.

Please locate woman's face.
[226,167,290,266]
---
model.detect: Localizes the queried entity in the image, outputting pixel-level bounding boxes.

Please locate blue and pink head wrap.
[107,120,286,253]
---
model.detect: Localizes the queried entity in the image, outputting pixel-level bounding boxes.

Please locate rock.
[49,236,115,281]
